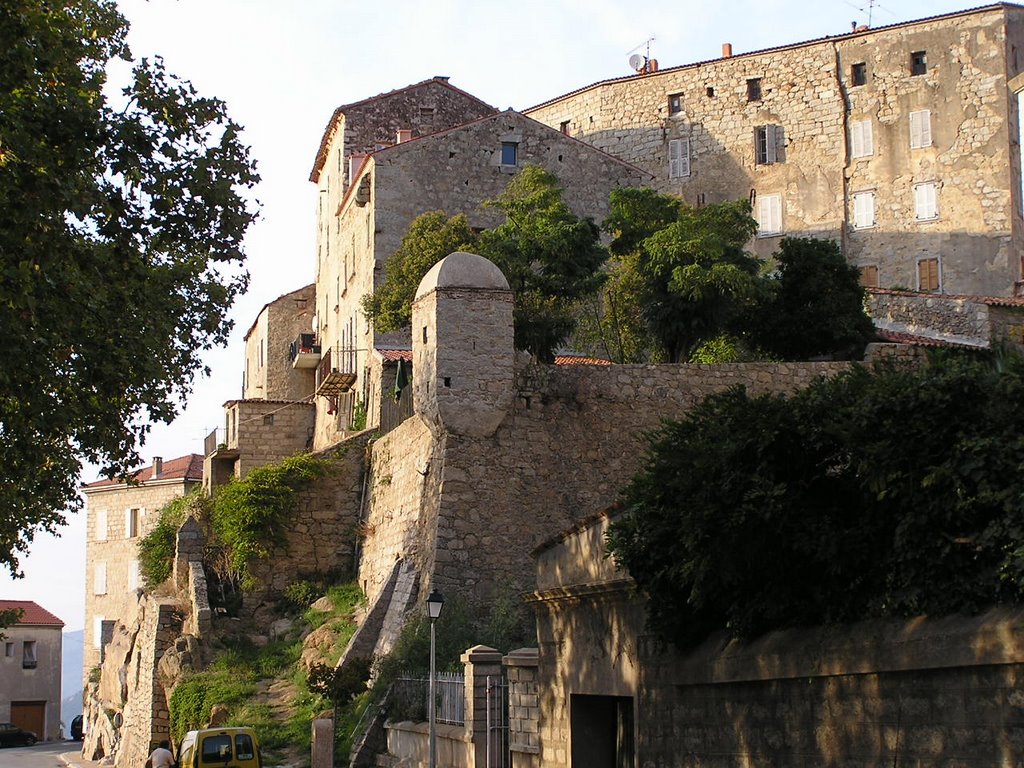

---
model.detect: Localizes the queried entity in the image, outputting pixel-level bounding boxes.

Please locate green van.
[176,727,263,768]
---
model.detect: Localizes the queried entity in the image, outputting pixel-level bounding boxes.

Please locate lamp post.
[427,588,445,768]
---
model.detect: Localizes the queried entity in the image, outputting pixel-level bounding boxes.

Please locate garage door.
[11,701,45,739]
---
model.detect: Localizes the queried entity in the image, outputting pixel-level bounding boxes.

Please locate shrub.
[137,490,209,589]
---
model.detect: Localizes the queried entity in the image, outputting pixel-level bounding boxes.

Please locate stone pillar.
[504,648,540,768]
[461,644,504,768]
[311,718,333,768]
[173,517,204,591]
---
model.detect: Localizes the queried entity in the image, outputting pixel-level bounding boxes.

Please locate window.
[263,414,274,426]
[128,559,140,592]
[22,641,36,669]
[860,265,879,288]
[911,50,927,76]
[852,191,876,229]
[918,257,941,291]
[125,508,140,539]
[500,142,518,166]
[914,182,938,220]
[94,561,107,595]
[4,642,13,657]
[850,119,874,158]
[419,106,435,121]
[706,86,715,97]
[559,120,570,135]
[668,92,683,115]
[754,125,782,165]
[668,138,690,178]
[909,110,932,149]
[96,509,107,541]
[93,616,105,649]
[747,78,762,102]
[851,62,867,86]
[757,194,783,236]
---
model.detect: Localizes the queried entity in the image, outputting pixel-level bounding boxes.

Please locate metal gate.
[485,674,509,768]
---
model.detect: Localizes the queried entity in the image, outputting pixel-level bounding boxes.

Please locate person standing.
[146,740,175,768]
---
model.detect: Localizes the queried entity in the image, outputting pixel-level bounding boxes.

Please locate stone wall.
[242,283,316,402]
[225,399,316,478]
[526,6,1024,296]
[504,648,541,768]
[869,289,992,345]
[531,511,1024,768]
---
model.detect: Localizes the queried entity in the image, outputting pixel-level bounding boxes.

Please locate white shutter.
[910,110,932,149]
[669,138,690,178]
[765,125,779,164]
[94,561,107,595]
[853,192,875,228]
[758,194,782,235]
[96,509,107,541]
[851,120,873,158]
[915,182,938,219]
[128,560,140,592]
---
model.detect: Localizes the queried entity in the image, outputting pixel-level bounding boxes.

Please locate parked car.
[177,727,262,768]
[70,715,83,740]
[0,722,37,747]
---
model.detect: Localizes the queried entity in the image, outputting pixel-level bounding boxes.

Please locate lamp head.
[426,589,445,620]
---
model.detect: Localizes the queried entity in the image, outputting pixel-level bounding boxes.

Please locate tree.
[748,237,875,359]
[0,1,259,575]
[598,191,761,363]
[363,166,607,362]
[606,352,1024,649]
[361,212,477,332]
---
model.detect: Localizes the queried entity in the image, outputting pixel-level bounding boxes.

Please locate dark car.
[70,715,83,741]
[0,722,37,747]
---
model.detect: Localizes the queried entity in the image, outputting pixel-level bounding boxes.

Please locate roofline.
[81,475,203,494]
[334,109,651,217]
[524,3,1022,113]
[242,283,315,343]
[309,77,497,183]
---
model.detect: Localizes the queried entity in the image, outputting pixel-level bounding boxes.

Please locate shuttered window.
[94,561,107,595]
[860,265,879,288]
[128,560,140,592]
[669,138,690,178]
[852,191,876,229]
[910,110,932,149]
[757,194,783,236]
[754,125,782,165]
[850,120,873,158]
[96,509,107,541]
[914,182,938,220]
[918,258,940,292]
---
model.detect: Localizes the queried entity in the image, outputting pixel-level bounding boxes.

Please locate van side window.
[235,734,255,760]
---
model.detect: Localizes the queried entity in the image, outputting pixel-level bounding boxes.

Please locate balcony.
[316,345,357,396]
[289,333,322,370]
[204,427,238,459]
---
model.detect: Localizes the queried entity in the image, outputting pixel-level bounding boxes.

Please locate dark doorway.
[570,694,634,768]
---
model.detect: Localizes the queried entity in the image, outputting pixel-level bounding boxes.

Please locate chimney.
[722,43,733,58]
[396,129,412,144]
[152,457,163,478]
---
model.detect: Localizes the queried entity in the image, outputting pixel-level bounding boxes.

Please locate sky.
[0,0,983,631]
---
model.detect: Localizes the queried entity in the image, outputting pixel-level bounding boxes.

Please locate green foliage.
[307,657,373,706]
[350,399,368,431]
[747,237,875,359]
[363,166,606,362]
[597,193,760,363]
[361,211,477,332]
[210,453,330,590]
[476,166,607,361]
[138,489,209,589]
[608,352,1024,648]
[689,334,750,364]
[0,1,259,574]
[169,669,257,742]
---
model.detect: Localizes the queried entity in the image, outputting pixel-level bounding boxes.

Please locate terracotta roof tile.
[875,329,984,349]
[868,287,1024,306]
[82,453,204,490]
[554,354,612,366]
[0,600,64,627]
[377,348,413,363]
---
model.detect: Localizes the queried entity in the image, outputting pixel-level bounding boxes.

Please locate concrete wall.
[0,623,62,740]
[526,6,1024,296]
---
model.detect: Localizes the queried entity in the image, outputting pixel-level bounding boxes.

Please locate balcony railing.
[289,333,322,370]
[315,345,357,396]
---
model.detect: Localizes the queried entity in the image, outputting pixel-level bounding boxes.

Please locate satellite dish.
[628,53,645,72]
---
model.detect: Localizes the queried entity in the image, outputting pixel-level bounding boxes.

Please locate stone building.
[526,3,1024,297]
[81,454,202,680]
[240,283,317,402]
[307,79,647,448]
[0,600,63,741]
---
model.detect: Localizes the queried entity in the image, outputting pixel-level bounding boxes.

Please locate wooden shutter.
[853,192,875,228]
[910,110,932,149]
[915,183,937,219]
[669,139,690,178]
[859,265,879,288]
[852,120,873,158]
[758,194,782,234]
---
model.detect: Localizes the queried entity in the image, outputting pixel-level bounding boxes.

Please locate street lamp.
[427,588,445,768]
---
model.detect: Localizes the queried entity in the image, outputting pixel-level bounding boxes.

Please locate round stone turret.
[412,251,515,438]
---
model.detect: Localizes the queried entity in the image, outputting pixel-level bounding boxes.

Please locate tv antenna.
[627,36,656,73]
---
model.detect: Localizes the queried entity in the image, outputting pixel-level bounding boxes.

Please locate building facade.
[81,455,202,680]
[0,600,63,741]
[526,4,1024,297]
